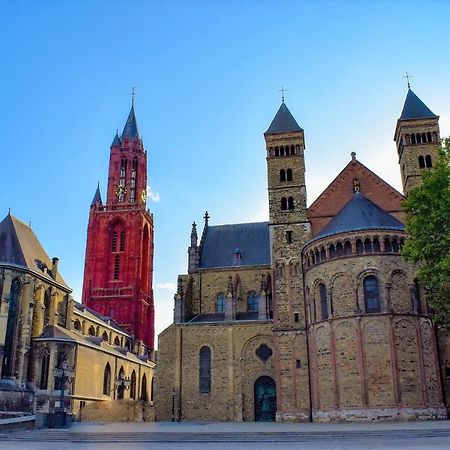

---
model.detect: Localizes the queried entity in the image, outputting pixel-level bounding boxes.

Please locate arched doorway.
[254,376,276,422]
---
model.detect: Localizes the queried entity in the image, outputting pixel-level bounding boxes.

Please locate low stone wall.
[312,406,448,422]
[0,389,34,416]
[79,399,154,422]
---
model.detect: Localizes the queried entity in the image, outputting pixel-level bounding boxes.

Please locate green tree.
[402,138,450,327]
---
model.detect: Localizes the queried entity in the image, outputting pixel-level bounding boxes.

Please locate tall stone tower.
[82,102,155,354]
[264,101,311,421]
[394,88,441,195]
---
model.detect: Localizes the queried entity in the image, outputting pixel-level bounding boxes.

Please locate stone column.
[17,277,34,381]
[258,290,267,320]
[48,290,59,326]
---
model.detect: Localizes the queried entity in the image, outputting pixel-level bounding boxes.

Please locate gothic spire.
[111,130,121,147]
[399,89,438,120]
[91,182,102,206]
[121,105,140,140]
[265,102,303,134]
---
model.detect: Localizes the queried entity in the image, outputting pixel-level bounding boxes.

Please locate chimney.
[51,257,59,280]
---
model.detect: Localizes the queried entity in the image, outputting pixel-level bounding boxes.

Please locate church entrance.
[254,376,276,422]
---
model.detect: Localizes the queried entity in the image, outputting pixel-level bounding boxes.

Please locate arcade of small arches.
[73,318,131,349]
[267,144,301,157]
[304,233,406,268]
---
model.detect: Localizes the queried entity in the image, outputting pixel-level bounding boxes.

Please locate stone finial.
[190,222,198,247]
[226,275,233,296]
[351,151,356,162]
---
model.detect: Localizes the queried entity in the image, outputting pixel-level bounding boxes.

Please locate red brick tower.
[82,102,155,354]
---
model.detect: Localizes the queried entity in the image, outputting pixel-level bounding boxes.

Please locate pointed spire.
[121,105,140,140]
[399,89,438,120]
[190,222,198,247]
[91,182,102,206]
[265,102,303,134]
[111,130,121,147]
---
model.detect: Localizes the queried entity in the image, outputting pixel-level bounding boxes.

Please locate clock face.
[115,185,127,197]
[141,189,147,202]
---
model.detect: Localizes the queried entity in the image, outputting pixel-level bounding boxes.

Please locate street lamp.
[52,359,75,427]
[115,373,130,399]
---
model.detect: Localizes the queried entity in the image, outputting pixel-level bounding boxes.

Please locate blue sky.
[2,0,450,342]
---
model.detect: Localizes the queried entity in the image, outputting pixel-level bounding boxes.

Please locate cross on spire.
[279,85,287,103]
[204,211,210,226]
[131,86,136,106]
[403,72,413,89]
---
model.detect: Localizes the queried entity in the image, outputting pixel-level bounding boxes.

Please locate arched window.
[418,155,425,168]
[364,276,381,313]
[118,159,127,202]
[102,331,109,342]
[39,350,50,390]
[286,169,293,181]
[329,244,336,259]
[114,336,120,346]
[290,144,295,155]
[319,284,328,320]
[103,363,111,395]
[336,242,344,257]
[199,346,211,394]
[344,241,352,256]
[411,134,417,144]
[288,197,294,210]
[356,239,364,254]
[216,293,225,313]
[320,247,326,261]
[392,238,399,253]
[373,238,380,252]
[280,169,286,182]
[74,319,81,331]
[384,237,392,252]
[425,154,432,168]
[88,326,95,336]
[130,158,137,202]
[421,132,426,143]
[427,132,432,143]
[417,133,422,144]
[247,292,259,312]
[275,147,279,157]
[130,370,136,399]
[281,197,288,211]
[120,231,125,251]
[364,238,372,253]
[117,367,125,399]
[315,249,320,262]
[141,374,148,401]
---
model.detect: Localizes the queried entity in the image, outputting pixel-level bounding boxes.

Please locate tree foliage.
[402,138,450,327]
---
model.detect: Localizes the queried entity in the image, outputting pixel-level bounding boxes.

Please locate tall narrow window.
[427,132,432,143]
[130,158,137,202]
[286,168,293,181]
[130,370,136,399]
[281,197,287,211]
[288,196,294,210]
[364,276,381,313]
[114,255,120,280]
[117,367,125,399]
[120,231,125,251]
[319,284,328,320]
[216,293,225,313]
[344,241,352,255]
[425,154,432,168]
[103,363,111,395]
[39,350,50,390]
[119,159,127,202]
[356,239,364,254]
[199,346,211,394]
[280,169,286,182]
[141,374,148,401]
[112,232,117,252]
[364,238,372,253]
[418,155,425,168]
[286,230,293,244]
[247,291,259,312]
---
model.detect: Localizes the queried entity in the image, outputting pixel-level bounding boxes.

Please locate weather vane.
[279,85,287,102]
[403,72,413,89]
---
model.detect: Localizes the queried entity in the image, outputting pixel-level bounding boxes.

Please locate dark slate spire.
[111,130,121,147]
[121,105,140,139]
[314,192,405,240]
[399,89,438,120]
[265,102,303,134]
[91,183,102,206]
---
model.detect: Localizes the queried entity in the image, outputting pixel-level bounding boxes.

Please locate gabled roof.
[399,89,438,120]
[199,222,270,269]
[91,183,102,206]
[265,102,303,134]
[0,213,68,287]
[313,192,405,241]
[121,105,140,139]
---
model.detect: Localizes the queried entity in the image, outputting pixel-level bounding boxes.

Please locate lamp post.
[115,373,130,399]
[52,359,75,428]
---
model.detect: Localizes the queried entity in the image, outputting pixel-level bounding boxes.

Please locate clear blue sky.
[2,0,450,342]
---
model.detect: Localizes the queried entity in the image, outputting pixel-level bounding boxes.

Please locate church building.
[156,89,450,422]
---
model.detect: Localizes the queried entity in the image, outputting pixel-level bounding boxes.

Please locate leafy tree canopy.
[402,138,450,327]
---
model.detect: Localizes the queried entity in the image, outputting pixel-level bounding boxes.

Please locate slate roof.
[0,213,68,287]
[199,222,270,269]
[74,301,126,333]
[265,102,303,134]
[111,131,122,147]
[121,105,140,139]
[400,89,438,120]
[313,192,405,241]
[91,183,102,205]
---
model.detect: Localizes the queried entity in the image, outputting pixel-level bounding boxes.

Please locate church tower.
[265,100,311,421]
[394,88,441,195]
[82,102,155,354]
